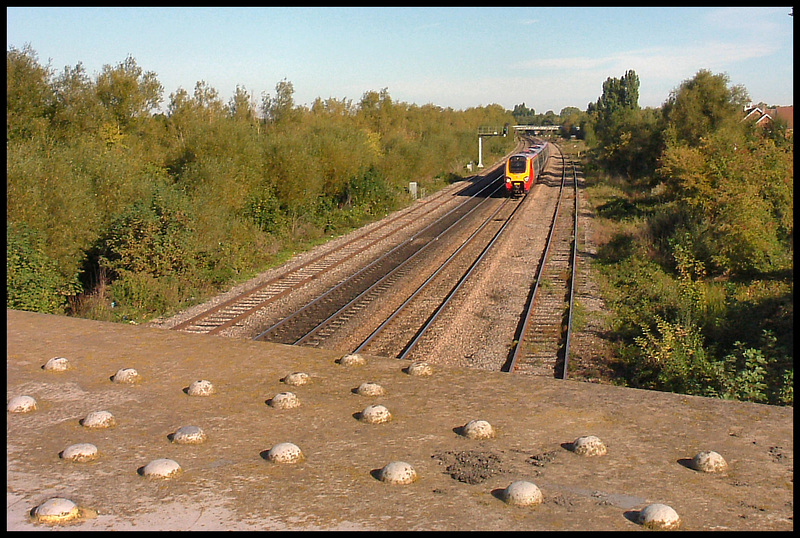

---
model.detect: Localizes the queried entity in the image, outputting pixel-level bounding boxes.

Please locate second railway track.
[161,141,582,378]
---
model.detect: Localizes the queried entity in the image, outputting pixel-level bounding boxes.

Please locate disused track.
[504,148,578,377]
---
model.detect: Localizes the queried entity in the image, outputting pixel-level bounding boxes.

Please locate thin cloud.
[515,39,781,80]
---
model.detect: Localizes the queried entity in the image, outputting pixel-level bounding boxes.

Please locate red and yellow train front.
[504,154,533,196]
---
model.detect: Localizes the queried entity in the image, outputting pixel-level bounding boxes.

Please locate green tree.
[50,62,106,137]
[6,44,53,141]
[95,55,163,133]
[662,69,749,147]
[590,69,640,140]
[262,78,298,124]
[7,221,75,313]
[227,85,258,124]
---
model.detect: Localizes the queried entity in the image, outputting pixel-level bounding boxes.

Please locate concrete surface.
[6,309,793,530]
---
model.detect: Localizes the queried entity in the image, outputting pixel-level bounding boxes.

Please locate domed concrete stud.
[502,480,544,506]
[266,442,304,464]
[112,368,140,384]
[268,392,301,409]
[571,435,607,456]
[356,382,386,396]
[690,450,727,473]
[43,357,71,371]
[462,419,495,439]
[171,425,207,445]
[61,443,99,462]
[33,497,80,524]
[186,379,215,396]
[142,458,182,479]
[638,503,681,530]
[406,361,433,376]
[378,461,417,484]
[359,404,392,424]
[81,410,116,429]
[337,353,366,366]
[282,372,311,386]
[7,395,37,413]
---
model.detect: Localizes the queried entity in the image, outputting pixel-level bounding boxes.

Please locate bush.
[6,222,76,313]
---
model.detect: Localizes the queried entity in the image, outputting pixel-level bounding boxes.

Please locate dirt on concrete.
[6,309,793,531]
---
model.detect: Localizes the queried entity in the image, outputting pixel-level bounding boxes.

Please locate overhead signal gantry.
[476,124,560,168]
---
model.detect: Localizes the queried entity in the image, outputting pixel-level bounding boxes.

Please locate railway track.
[253,181,509,346]
[169,174,493,335]
[503,148,579,378]
[344,189,523,358]
[166,144,519,337]
[167,139,579,380]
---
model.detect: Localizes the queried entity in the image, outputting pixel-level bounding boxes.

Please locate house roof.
[743,104,793,130]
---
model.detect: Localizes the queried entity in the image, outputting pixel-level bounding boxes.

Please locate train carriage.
[504,142,550,196]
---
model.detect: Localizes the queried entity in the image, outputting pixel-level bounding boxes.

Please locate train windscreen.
[508,156,528,173]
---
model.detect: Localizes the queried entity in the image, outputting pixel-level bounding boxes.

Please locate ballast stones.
[43,357,71,371]
[32,497,80,524]
[186,379,215,396]
[268,392,301,409]
[337,353,366,366]
[171,425,207,445]
[638,503,681,530]
[501,480,544,506]
[7,395,37,413]
[378,461,417,484]
[141,458,182,479]
[266,442,304,464]
[80,410,116,429]
[461,419,496,439]
[359,404,392,424]
[356,382,386,397]
[111,368,140,384]
[571,435,607,456]
[689,450,727,473]
[60,443,99,462]
[406,361,433,376]
[282,372,311,386]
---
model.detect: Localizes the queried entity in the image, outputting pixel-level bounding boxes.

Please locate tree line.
[582,68,792,405]
[7,45,515,323]
[7,45,792,405]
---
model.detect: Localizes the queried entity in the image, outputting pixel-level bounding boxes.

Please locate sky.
[6,6,794,115]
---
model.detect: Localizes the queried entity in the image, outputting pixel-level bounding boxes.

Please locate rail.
[504,145,578,378]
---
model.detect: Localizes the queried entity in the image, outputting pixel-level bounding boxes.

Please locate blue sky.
[6,7,794,114]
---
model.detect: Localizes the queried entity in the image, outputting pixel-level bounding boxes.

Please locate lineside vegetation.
[7,47,792,405]
[579,69,792,406]
[7,45,515,323]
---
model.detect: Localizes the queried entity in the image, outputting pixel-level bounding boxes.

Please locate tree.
[511,103,536,125]
[591,69,640,144]
[190,80,225,122]
[227,85,258,124]
[6,44,53,141]
[95,55,163,131]
[588,70,660,179]
[262,78,298,124]
[662,69,749,147]
[50,62,105,136]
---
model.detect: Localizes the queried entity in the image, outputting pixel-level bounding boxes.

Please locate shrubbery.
[6,46,515,324]
[589,69,792,405]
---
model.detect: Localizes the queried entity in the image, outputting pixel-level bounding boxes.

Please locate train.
[503,141,550,196]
